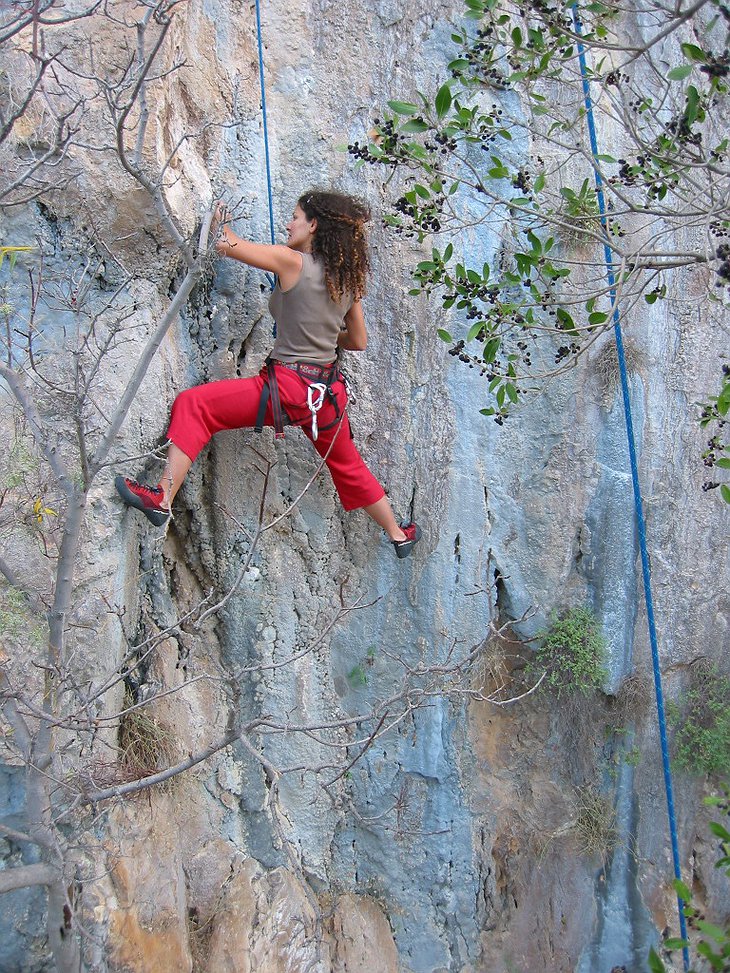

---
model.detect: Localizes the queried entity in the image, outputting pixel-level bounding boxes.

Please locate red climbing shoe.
[115,475,170,527]
[392,521,422,559]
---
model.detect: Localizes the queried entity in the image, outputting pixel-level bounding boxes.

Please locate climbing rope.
[571,7,690,969]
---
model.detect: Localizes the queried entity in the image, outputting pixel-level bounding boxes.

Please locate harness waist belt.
[271,359,338,382]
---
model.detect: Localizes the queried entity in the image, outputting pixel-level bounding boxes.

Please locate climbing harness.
[572,7,690,968]
[254,358,345,440]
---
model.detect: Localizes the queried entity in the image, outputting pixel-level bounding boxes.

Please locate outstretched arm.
[214,205,303,289]
[338,301,368,351]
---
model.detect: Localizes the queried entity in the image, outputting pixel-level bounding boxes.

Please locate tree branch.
[0,862,56,893]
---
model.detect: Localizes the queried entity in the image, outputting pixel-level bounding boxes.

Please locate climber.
[115,190,421,558]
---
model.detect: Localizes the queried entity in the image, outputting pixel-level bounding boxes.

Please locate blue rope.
[254,0,276,292]
[571,7,690,969]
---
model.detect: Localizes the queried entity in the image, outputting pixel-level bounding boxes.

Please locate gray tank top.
[269,253,353,364]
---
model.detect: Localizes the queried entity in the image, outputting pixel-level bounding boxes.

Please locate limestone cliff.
[0,1,728,972]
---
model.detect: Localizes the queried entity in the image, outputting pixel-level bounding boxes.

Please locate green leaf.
[435,83,453,118]
[401,119,429,134]
[588,312,608,325]
[388,100,420,115]
[437,329,453,342]
[443,242,454,262]
[511,26,523,47]
[663,937,689,950]
[685,85,701,126]
[717,385,730,415]
[406,143,429,160]
[648,947,666,973]
[696,919,729,942]
[721,484,730,504]
[681,42,707,62]
[673,878,692,902]
[714,457,730,470]
[596,154,616,163]
[667,64,692,81]
[467,321,484,342]
[347,664,367,687]
[534,172,545,193]
[526,230,542,255]
[414,183,431,198]
[448,58,471,72]
[556,309,578,335]
[695,941,719,964]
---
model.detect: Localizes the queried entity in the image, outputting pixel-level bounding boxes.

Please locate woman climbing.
[115,190,421,558]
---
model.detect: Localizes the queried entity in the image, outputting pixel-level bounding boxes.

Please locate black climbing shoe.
[392,521,422,559]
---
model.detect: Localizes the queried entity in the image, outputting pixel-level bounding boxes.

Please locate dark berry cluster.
[516,339,533,367]
[432,131,458,154]
[347,119,407,167]
[616,158,639,187]
[666,115,702,147]
[715,243,730,283]
[512,168,531,193]
[347,141,380,163]
[447,339,470,363]
[699,49,730,78]
[703,434,726,467]
[555,342,580,363]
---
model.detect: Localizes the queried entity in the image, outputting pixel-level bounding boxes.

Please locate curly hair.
[297,190,371,302]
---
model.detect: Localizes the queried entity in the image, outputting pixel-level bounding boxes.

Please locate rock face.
[0,1,728,972]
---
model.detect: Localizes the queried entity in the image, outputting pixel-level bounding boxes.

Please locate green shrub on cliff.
[528,606,608,697]
[669,663,730,779]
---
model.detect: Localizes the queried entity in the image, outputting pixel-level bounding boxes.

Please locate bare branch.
[0,863,57,893]
[89,208,214,473]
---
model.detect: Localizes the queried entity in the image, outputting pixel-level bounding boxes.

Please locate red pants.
[167,365,386,511]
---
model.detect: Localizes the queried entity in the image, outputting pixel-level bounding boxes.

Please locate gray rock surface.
[0,0,728,971]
